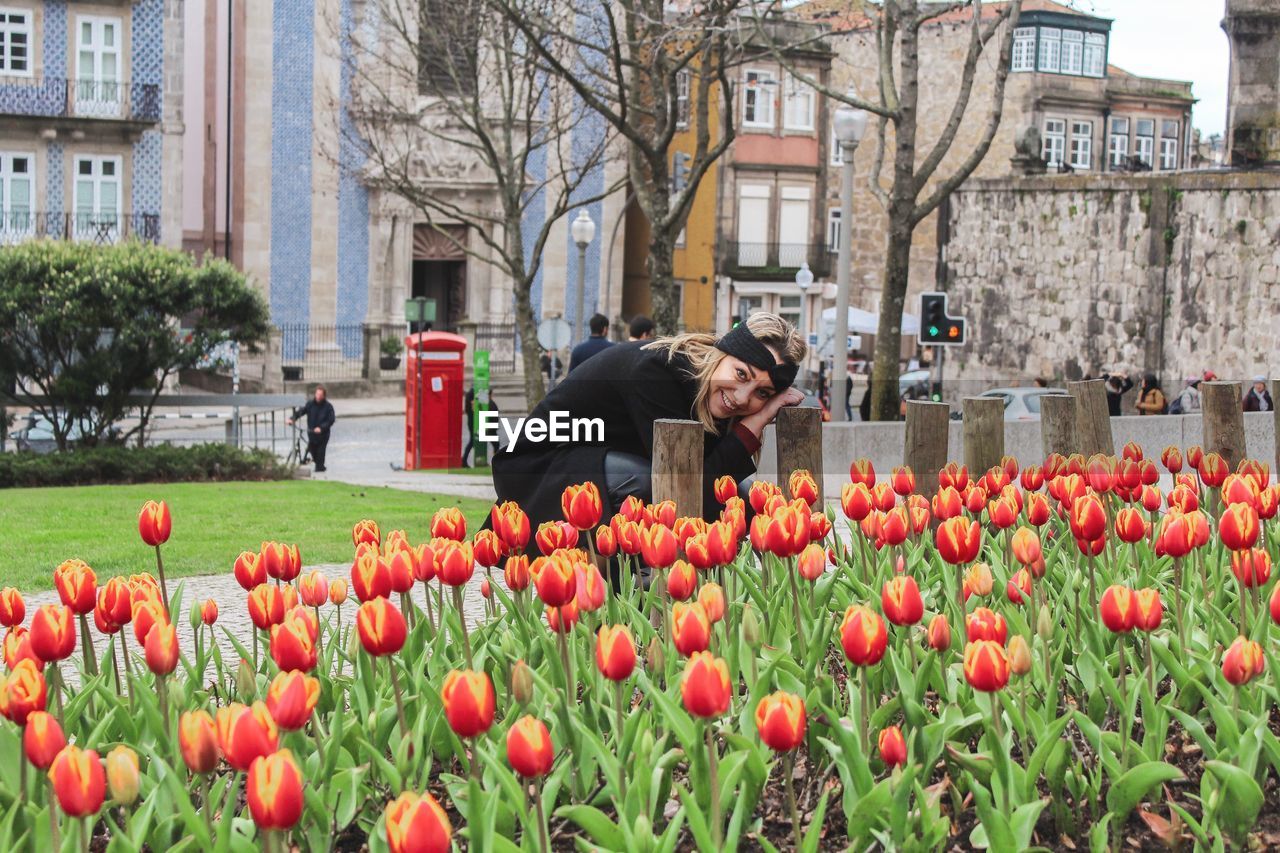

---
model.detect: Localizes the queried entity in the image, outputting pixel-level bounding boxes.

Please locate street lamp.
[830,95,868,422]
[794,262,813,386]
[570,209,596,348]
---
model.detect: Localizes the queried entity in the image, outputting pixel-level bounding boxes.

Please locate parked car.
[12,413,91,453]
[978,387,1068,421]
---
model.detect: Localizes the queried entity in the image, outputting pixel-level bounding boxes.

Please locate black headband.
[714,324,798,392]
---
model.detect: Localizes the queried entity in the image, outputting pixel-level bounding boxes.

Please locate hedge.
[0,444,292,488]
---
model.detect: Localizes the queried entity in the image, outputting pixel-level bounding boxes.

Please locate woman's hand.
[739,388,807,436]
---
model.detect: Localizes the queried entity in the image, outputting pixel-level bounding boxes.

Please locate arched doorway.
[412,224,467,331]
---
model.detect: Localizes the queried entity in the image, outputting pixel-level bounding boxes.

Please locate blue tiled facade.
[129,0,164,118]
[43,1,66,78]
[45,142,64,216]
[130,130,162,217]
[270,0,316,349]
[336,0,369,357]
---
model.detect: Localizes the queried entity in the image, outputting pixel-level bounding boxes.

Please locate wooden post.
[651,419,704,519]
[1201,381,1246,470]
[904,401,951,497]
[1040,394,1078,458]
[776,406,824,502]
[1067,379,1114,457]
[962,397,1005,477]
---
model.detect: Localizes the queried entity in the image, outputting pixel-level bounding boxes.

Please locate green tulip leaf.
[1204,760,1264,844]
[1104,761,1184,820]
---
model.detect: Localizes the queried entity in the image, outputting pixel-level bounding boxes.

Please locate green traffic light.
[928,325,939,337]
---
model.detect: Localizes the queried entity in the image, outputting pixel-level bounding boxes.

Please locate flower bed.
[1,443,1278,850]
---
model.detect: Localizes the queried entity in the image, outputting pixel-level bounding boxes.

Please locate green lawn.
[0,481,494,592]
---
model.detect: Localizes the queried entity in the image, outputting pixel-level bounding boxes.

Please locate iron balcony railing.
[722,240,830,278]
[0,76,161,122]
[0,211,160,245]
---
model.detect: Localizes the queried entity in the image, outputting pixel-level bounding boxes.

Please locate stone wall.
[941,170,1280,384]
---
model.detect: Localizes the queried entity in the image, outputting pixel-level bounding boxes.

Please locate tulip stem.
[451,585,473,669]
[78,612,98,676]
[199,773,213,842]
[860,670,871,756]
[1172,559,1185,649]
[157,673,169,731]
[80,815,89,853]
[1145,636,1156,698]
[786,556,807,679]
[154,544,171,619]
[46,778,60,851]
[1116,637,1128,770]
[705,723,722,849]
[111,636,124,698]
[784,751,802,852]
[613,680,628,803]
[533,778,550,853]
[51,663,65,729]
[387,659,409,736]
[18,749,26,801]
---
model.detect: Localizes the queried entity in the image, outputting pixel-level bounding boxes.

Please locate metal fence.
[0,212,160,245]
[0,76,161,122]
[277,324,366,382]
[475,322,517,374]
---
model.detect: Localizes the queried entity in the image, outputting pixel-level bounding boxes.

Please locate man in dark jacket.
[1101,372,1134,417]
[288,386,336,471]
[568,314,614,372]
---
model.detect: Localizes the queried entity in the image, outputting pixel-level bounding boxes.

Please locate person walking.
[287,385,336,471]
[568,314,614,373]
[1101,372,1134,417]
[1244,377,1273,412]
[1134,373,1167,415]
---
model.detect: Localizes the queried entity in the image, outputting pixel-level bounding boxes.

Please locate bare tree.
[756,0,1022,420]
[483,0,746,335]
[342,0,621,407]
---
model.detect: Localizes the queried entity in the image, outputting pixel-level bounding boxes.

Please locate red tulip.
[1231,548,1272,588]
[596,624,636,681]
[144,621,179,675]
[533,551,577,607]
[504,555,531,591]
[261,542,302,583]
[53,559,96,615]
[23,711,66,769]
[385,791,453,853]
[138,500,172,547]
[839,605,888,666]
[881,576,923,626]
[179,710,220,774]
[666,560,697,601]
[352,519,381,547]
[440,669,496,738]
[935,517,981,565]
[507,715,555,778]
[430,507,467,542]
[640,522,678,569]
[247,584,286,631]
[1198,452,1228,487]
[434,540,475,587]
[841,482,874,521]
[1134,588,1163,632]
[671,602,711,657]
[755,691,806,752]
[1114,507,1147,544]
[0,587,23,628]
[1006,568,1032,605]
[3,626,41,672]
[269,615,317,672]
[877,725,907,767]
[351,550,393,602]
[561,482,603,531]
[356,598,408,657]
[266,670,320,731]
[927,614,951,651]
[29,604,75,662]
[535,520,579,555]
[698,582,726,624]
[965,607,1007,644]
[491,501,531,553]
[0,660,47,725]
[1099,585,1136,633]
[246,750,304,830]
[48,745,106,817]
[1222,636,1265,685]
[216,702,279,772]
[545,600,580,634]
[797,543,827,582]
[963,641,1010,692]
[680,652,731,718]
[1219,503,1260,551]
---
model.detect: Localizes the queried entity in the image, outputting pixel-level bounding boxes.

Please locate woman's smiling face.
[707,350,780,419]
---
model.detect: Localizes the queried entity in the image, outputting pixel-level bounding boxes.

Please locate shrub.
[0,443,291,488]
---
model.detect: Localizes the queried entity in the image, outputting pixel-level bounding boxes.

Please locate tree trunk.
[870,216,914,421]
[647,235,679,335]
[507,229,546,411]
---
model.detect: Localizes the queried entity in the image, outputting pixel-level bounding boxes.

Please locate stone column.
[1223,0,1280,166]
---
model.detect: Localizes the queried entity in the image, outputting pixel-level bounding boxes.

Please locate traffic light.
[918,292,966,346]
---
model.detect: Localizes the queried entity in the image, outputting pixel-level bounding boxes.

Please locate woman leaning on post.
[487,312,806,554]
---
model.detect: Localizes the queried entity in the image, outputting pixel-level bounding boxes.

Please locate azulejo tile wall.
[43,1,66,79]
[337,0,369,344]
[130,0,163,117]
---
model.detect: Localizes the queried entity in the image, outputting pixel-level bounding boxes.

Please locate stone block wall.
[941,170,1280,385]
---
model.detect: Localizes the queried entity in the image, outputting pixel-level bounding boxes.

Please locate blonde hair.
[643,312,807,435]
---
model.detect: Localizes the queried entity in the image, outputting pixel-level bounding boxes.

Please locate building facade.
[0,0,182,249]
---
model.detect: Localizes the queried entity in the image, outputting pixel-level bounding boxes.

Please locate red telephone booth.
[405,331,467,470]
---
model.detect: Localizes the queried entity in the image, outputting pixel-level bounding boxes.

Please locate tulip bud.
[1037,605,1053,641]
[742,605,761,647]
[646,636,665,673]
[188,601,204,630]
[346,626,362,661]
[1007,636,1032,676]
[878,725,908,768]
[105,745,140,806]
[236,658,257,702]
[511,659,534,705]
[926,614,951,651]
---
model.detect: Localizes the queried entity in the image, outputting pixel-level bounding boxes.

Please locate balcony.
[0,77,161,130]
[721,240,830,280]
[0,212,160,246]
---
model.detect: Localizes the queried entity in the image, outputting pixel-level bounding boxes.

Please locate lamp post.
[570,209,597,348]
[830,96,868,422]
[794,262,813,387]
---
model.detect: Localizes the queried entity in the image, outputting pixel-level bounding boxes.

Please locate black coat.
[490,341,758,535]
[293,399,335,433]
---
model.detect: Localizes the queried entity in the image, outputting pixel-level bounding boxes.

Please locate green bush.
[0,443,292,488]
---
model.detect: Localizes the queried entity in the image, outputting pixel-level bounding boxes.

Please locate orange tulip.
[1231,548,1272,589]
[356,598,407,657]
[755,691,806,752]
[144,621,179,675]
[535,520,579,555]
[595,625,636,681]
[0,660,47,725]
[962,563,994,601]
[0,587,23,628]
[561,482,603,531]
[105,745,140,806]
[1221,474,1260,509]
[987,496,1019,530]
[430,507,467,541]
[671,602,711,657]
[788,470,819,507]
[269,616,317,672]
[1222,636,1265,686]
[504,555,531,591]
[216,702,279,772]
[881,576,924,626]
[1006,568,1032,606]
[878,507,909,548]
[48,745,106,817]
[23,711,65,769]
[927,614,951,651]
[546,600,580,634]
[298,571,329,608]
[260,541,302,583]
[680,652,731,719]
[1219,503,1260,551]
[666,560,697,601]
[965,607,1007,644]
[91,577,130,627]
[470,530,503,569]
[1020,465,1044,491]
[796,543,827,582]
[1068,493,1106,542]
[1134,588,1163,632]
[963,640,1011,692]
[1198,451,1228,487]
[179,710,220,773]
[3,627,41,671]
[507,715,555,778]
[593,525,618,558]
[351,549,393,602]
[491,501,531,553]
[1024,492,1051,526]
[848,458,875,487]
[247,750,304,830]
[246,583,286,632]
[698,583,726,624]
[29,604,76,662]
[878,725,907,767]
[935,517,982,565]
[53,559,96,615]
[574,562,607,612]
[1007,635,1032,676]
[1009,527,1041,566]
[888,465,914,497]
[385,791,453,853]
[382,549,412,595]
[266,670,320,731]
[839,605,888,666]
[640,522,678,569]
[533,551,576,606]
[1160,445,1183,473]
[138,500,172,547]
[352,518,381,547]
[441,669,496,738]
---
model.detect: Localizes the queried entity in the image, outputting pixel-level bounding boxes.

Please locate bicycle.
[284,423,313,468]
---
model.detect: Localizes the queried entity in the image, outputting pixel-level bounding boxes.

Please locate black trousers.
[308,430,330,468]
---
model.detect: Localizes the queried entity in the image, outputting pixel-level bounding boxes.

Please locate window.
[1037,27,1061,73]
[417,0,478,95]
[73,155,122,241]
[1061,30,1084,75]
[1042,119,1066,168]
[1135,119,1155,166]
[1083,33,1106,77]
[783,73,814,131]
[743,70,775,129]
[1108,117,1129,168]
[1160,120,1180,170]
[778,186,811,267]
[75,16,122,117]
[737,185,770,266]
[827,207,841,253]
[777,295,802,330]
[0,152,34,242]
[1012,27,1036,72]
[675,70,690,128]
[676,225,686,247]
[0,9,31,75]
[1070,121,1092,170]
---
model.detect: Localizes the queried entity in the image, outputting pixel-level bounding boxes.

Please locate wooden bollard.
[904,400,951,497]
[1201,381,1246,470]
[1067,379,1114,457]
[652,419,704,518]
[776,406,824,501]
[1040,394,1078,458]
[962,397,1004,476]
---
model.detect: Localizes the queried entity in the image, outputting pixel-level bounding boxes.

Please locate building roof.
[799,0,1107,33]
